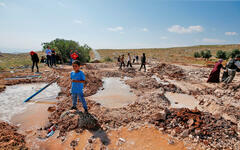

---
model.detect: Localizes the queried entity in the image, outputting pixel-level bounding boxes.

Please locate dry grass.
[97,44,240,66]
[0,51,45,71]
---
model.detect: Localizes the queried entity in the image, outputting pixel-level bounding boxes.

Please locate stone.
[168,139,175,145]
[70,140,78,147]
[152,111,166,121]
[180,129,189,138]
[88,138,93,143]
[47,106,56,112]
[187,118,194,127]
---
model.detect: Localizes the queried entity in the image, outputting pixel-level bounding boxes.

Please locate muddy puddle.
[32,126,186,150]
[165,92,200,110]
[89,77,137,108]
[0,83,60,126]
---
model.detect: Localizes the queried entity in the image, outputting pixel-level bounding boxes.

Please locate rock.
[187,118,194,127]
[180,129,189,138]
[47,106,56,112]
[117,138,126,146]
[168,139,175,145]
[194,129,201,135]
[88,138,93,143]
[70,140,78,147]
[152,111,167,121]
[119,138,126,143]
[171,130,177,137]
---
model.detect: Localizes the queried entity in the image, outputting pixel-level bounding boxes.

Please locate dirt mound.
[120,68,136,77]
[58,110,99,136]
[126,76,160,91]
[0,122,27,150]
[100,70,122,78]
[89,89,169,129]
[91,60,101,63]
[151,108,239,149]
[185,68,211,82]
[149,63,186,80]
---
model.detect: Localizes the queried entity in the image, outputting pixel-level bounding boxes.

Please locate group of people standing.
[45,46,57,67]
[118,53,147,72]
[207,55,240,84]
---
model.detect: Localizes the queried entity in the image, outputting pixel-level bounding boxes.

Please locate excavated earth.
[0,62,240,150]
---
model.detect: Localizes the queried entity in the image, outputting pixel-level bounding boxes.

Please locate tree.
[42,39,92,63]
[216,50,227,60]
[194,52,201,58]
[228,49,240,59]
[199,50,212,60]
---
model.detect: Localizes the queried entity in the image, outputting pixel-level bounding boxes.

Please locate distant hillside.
[0,51,44,71]
[97,44,240,65]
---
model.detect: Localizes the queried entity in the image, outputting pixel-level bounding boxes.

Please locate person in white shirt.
[127,53,132,68]
[224,55,240,84]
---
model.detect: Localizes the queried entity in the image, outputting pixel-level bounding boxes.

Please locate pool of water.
[0,83,61,123]
[165,92,200,110]
[89,77,137,108]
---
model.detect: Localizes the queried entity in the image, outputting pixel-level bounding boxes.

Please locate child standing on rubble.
[70,60,88,112]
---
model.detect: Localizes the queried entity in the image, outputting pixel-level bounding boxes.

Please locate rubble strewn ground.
[0,122,27,150]
[0,62,240,149]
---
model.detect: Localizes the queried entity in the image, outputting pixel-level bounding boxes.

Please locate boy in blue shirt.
[70,60,88,112]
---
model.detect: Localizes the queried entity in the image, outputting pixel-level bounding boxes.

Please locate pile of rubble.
[120,68,137,77]
[57,110,99,136]
[185,68,211,82]
[125,76,183,93]
[0,122,27,150]
[151,108,239,149]
[148,63,186,80]
[125,76,160,91]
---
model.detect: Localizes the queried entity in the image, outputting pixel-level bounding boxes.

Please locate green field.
[97,44,240,66]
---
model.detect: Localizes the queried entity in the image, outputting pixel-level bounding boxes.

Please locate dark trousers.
[51,55,56,66]
[32,61,39,72]
[46,55,52,67]
[139,63,146,71]
[119,62,125,69]
[133,59,135,63]
[127,61,132,67]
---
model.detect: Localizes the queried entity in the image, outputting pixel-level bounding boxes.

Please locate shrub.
[201,50,212,59]
[104,56,113,62]
[194,52,201,58]
[228,49,240,59]
[216,50,227,60]
[42,38,92,63]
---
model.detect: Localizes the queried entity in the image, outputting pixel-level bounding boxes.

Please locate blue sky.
[0,0,240,52]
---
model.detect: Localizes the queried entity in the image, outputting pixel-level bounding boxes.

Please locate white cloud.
[0,2,6,7]
[225,32,237,36]
[160,36,168,40]
[202,38,225,43]
[74,19,83,24]
[141,28,149,32]
[168,25,203,34]
[107,26,123,32]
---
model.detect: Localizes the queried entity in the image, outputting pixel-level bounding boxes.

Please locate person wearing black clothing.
[139,53,146,72]
[136,55,139,63]
[30,51,39,72]
[40,56,45,63]
[51,49,57,67]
